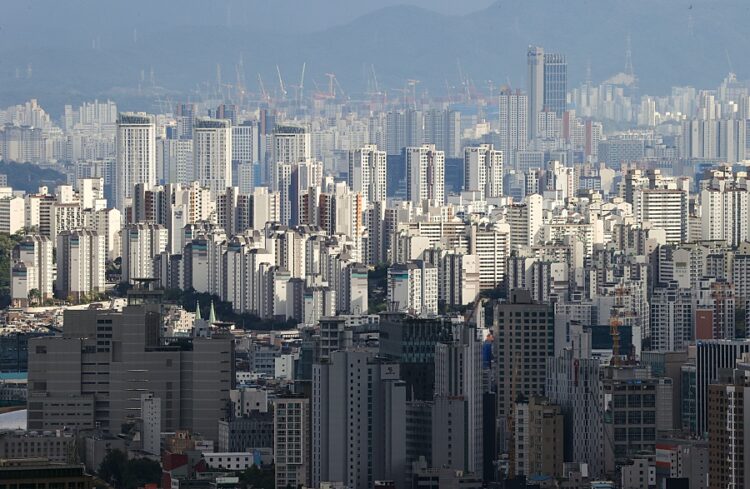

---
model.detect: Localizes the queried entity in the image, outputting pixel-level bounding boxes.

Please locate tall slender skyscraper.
[498,88,528,168]
[527,46,567,139]
[116,113,156,211]
[527,46,545,141]
[193,118,232,195]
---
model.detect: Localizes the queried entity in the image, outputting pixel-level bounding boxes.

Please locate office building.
[546,348,605,478]
[273,396,312,489]
[27,285,234,442]
[431,323,483,475]
[492,291,555,432]
[695,340,750,435]
[312,349,406,489]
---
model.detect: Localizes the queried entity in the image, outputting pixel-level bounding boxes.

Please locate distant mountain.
[0,0,747,114]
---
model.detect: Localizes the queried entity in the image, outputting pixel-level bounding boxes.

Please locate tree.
[98,450,161,489]
[239,464,275,489]
[98,449,127,487]
[27,288,41,306]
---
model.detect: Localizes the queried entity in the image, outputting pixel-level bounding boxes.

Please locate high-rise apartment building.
[349,145,387,204]
[498,88,528,168]
[193,118,232,195]
[633,188,688,244]
[272,124,311,190]
[10,235,54,306]
[116,112,156,211]
[464,144,503,200]
[405,144,445,205]
[121,223,168,282]
[55,229,106,300]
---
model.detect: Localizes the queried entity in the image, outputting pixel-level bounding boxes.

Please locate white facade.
[405,144,445,205]
[121,223,168,282]
[464,144,503,199]
[349,144,387,204]
[55,229,106,300]
[193,118,232,196]
[116,113,156,211]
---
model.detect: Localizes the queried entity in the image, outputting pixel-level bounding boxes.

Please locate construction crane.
[276,65,287,100]
[257,74,270,103]
[298,62,306,106]
[406,79,420,110]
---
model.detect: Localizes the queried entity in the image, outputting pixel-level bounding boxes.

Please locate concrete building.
[312,349,406,489]
[601,365,673,474]
[0,195,24,234]
[217,412,274,452]
[274,396,311,489]
[10,234,54,306]
[506,194,544,249]
[272,124,311,190]
[349,144,387,204]
[193,117,232,195]
[492,290,555,437]
[387,261,438,317]
[546,348,605,478]
[141,392,162,456]
[498,88,528,167]
[431,323,483,475]
[55,229,106,300]
[463,144,503,200]
[27,285,234,442]
[513,396,564,478]
[405,144,445,205]
[121,223,168,282]
[0,430,76,463]
[116,112,156,211]
[633,188,688,244]
[467,222,511,290]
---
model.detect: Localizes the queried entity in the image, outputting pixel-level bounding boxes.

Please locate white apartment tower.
[498,88,528,167]
[349,144,387,204]
[55,229,106,300]
[116,113,156,211]
[405,144,445,205]
[272,124,311,190]
[464,144,504,199]
[193,118,232,196]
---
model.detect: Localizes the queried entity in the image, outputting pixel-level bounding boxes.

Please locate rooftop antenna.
[624,34,635,79]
